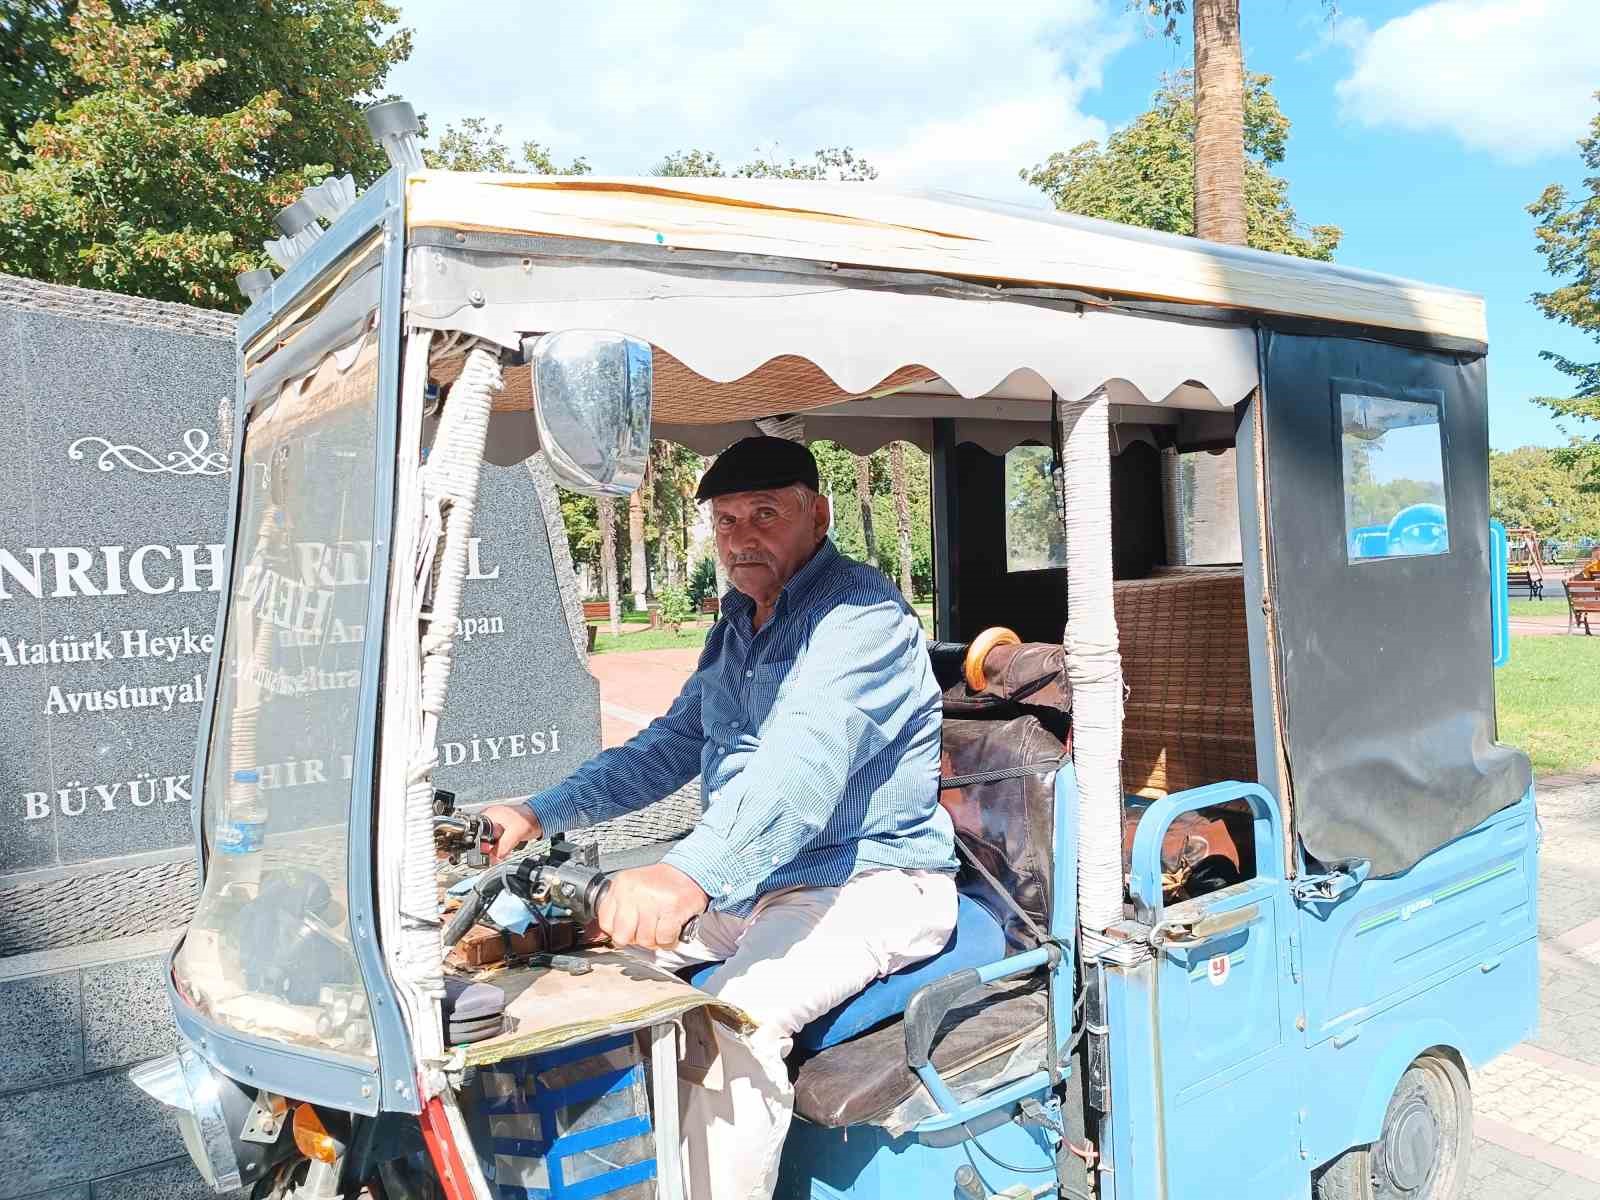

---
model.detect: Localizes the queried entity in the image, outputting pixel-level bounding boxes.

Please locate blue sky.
[387,1,1599,450]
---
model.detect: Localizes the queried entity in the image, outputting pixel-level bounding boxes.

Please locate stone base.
[0,931,225,1200]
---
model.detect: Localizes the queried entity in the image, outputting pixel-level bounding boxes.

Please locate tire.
[1314,1053,1472,1200]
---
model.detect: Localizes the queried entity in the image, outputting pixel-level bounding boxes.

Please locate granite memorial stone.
[0,273,601,1200]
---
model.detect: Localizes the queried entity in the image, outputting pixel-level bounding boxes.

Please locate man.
[483,435,956,1198]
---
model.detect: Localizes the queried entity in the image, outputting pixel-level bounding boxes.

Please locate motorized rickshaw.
[138,102,1538,1200]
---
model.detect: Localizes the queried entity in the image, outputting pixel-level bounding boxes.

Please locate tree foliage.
[687,556,719,607]
[1004,446,1066,572]
[1341,439,1443,533]
[811,440,933,595]
[1490,444,1600,542]
[1528,92,1600,486]
[422,116,588,175]
[1125,1,1338,42]
[655,584,693,635]
[1021,72,1341,261]
[653,145,876,181]
[0,0,407,307]
[2,1,408,181]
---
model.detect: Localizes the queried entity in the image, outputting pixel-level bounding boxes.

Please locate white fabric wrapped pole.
[393,341,501,1026]
[419,345,500,720]
[1058,389,1125,933]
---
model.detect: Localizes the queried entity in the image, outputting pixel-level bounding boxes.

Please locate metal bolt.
[468,289,486,307]
[454,232,466,243]
[1295,1015,1307,1031]
[361,1084,373,1098]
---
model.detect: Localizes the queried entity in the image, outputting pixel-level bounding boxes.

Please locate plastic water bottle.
[212,769,266,893]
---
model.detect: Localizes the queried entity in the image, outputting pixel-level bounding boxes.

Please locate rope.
[938,759,1064,790]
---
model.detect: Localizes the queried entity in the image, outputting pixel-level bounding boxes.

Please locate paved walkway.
[588,646,699,746]
[591,648,1600,1194]
[1468,773,1600,1197]
[1509,617,1588,638]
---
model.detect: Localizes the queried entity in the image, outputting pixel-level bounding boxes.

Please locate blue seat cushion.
[680,890,1008,1052]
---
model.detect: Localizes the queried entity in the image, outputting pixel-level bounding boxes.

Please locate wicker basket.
[1113,569,1256,798]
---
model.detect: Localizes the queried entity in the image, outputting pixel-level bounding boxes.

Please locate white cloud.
[386,0,1128,203]
[1296,13,1369,61]
[1335,0,1600,164]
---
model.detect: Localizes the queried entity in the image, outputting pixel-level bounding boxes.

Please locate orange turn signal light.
[292,1103,342,1164]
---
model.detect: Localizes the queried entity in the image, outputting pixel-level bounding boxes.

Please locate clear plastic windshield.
[173,325,381,1063]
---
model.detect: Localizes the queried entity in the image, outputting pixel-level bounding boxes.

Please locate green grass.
[591,625,711,655]
[1508,597,1569,620]
[1497,634,1600,774]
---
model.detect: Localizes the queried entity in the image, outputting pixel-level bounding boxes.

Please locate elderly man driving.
[484,435,956,1199]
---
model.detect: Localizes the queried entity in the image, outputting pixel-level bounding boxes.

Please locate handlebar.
[441,852,611,947]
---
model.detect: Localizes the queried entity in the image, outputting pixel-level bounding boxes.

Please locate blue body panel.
[785,777,1538,1200]
[1295,788,1540,1168]
[777,1106,1057,1200]
[1094,784,1540,1200]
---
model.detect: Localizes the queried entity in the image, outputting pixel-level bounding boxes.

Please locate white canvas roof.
[406,173,1487,345]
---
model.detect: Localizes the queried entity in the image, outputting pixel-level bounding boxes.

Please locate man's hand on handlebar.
[481,803,543,862]
[598,864,709,950]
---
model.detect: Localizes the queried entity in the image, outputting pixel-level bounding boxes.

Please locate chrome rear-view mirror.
[521,330,652,496]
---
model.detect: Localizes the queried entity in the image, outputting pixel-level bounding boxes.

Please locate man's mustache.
[729,552,773,568]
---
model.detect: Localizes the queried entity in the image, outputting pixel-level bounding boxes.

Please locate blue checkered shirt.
[523,539,955,914]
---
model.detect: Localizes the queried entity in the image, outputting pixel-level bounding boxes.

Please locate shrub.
[656,585,694,634]
[687,556,719,607]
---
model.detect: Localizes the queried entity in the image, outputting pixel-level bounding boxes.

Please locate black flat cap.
[695,436,819,501]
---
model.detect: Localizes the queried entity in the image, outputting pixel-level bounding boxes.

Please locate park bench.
[699,595,720,617]
[1506,568,1543,600]
[1566,579,1600,635]
[581,599,663,628]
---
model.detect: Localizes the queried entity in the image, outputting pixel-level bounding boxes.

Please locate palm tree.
[1137,0,1336,246]
[1192,0,1246,245]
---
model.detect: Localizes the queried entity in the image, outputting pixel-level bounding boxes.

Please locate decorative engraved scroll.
[68,427,229,476]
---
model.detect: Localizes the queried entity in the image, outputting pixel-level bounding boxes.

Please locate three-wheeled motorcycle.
[138,102,1538,1200]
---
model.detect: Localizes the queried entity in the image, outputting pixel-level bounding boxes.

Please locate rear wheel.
[1314,1053,1471,1200]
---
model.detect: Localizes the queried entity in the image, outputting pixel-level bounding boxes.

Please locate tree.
[1529,92,1600,487]
[687,556,719,608]
[1490,445,1600,543]
[855,455,879,568]
[1126,2,1337,247]
[653,145,876,182]
[597,496,621,634]
[1192,0,1245,244]
[422,117,587,175]
[1005,446,1068,571]
[2,1,409,183]
[1341,438,1443,532]
[1021,71,1341,260]
[627,488,648,611]
[890,441,915,600]
[1,2,294,304]
[656,584,693,636]
[810,439,933,595]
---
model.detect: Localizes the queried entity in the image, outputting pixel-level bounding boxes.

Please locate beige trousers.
[640,868,957,1200]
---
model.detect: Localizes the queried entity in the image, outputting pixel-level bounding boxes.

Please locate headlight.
[130,1041,292,1192]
